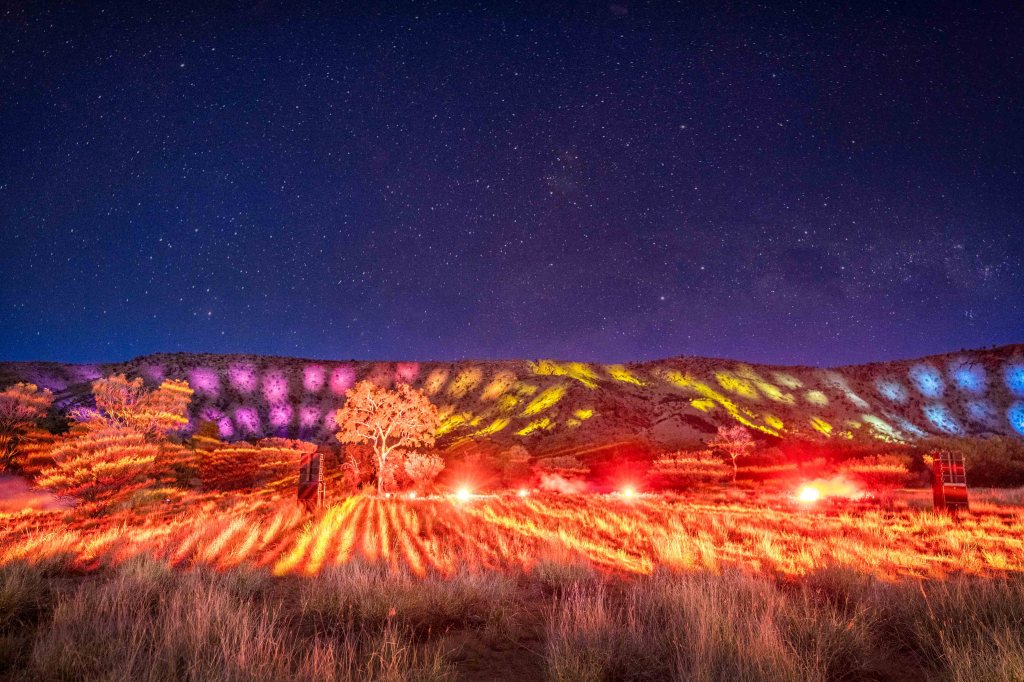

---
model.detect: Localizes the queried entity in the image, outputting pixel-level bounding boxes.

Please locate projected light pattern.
[12,350,1024,448]
[141,364,165,383]
[910,364,944,398]
[188,368,220,397]
[475,418,510,436]
[200,407,224,422]
[329,366,356,395]
[517,417,553,435]
[949,360,986,394]
[773,373,803,389]
[876,379,908,403]
[664,371,779,436]
[883,412,929,439]
[966,400,998,426]
[532,360,600,389]
[228,363,258,394]
[715,371,760,400]
[810,417,833,436]
[805,390,828,406]
[522,385,566,416]
[923,404,964,435]
[734,366,795,404]
[303,365,326,393]
[691,398,715,412]
[1009,402,1024,437]
[262,370,289,403]
[217,417,234,438]
[395,362,420,384]
[1006,365,1024,397]
[234,407,260,435]
[299,405,321,429]
[822,372,870,409]
[423,369,448,396]
[607,365,644,385]
[448,368,483,398]
[861,414,904,442]
[269,403,293,431]
[481,372,516,401]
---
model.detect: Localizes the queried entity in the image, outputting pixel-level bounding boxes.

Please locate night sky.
[2,2,1022,366]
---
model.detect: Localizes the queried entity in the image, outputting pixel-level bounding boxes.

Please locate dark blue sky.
[2,2,1022,365]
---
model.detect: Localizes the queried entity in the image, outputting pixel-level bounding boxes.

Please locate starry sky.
[2,2,1022,366]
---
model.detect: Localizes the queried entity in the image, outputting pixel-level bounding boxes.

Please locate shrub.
[198,438,313,491]
[0,383,54,473]
[403,452,445,491]
[923,436,1024,487]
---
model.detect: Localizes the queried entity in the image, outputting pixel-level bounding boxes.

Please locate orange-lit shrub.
[0,382,54,472]
[535,455,588,477]
[403,452,445,491]
[652,450,730,487]
[36,426,161,502]
[838,454,913,489]
[35,374,194,506]
[923,436,1024,487]
[80,374,193,437]
[198,438,313,491]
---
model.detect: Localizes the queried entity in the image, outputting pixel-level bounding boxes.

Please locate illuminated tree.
[341,443,375,491]
[334,381,439,495]
[403,452,445,491]
[709,425,756,483]
[0,383,53,473]
[76,374,193,437]
[38,375,193,504]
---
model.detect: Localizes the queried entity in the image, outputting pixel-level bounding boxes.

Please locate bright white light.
[408,491,417,499]
[517,488,529,498]
[455,486,472,502]
[621,486,635,498]
[797,485,821,503]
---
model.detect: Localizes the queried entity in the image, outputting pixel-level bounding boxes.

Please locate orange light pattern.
[3,492,1023,581]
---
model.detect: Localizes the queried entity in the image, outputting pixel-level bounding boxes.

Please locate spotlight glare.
[797,485,821,504]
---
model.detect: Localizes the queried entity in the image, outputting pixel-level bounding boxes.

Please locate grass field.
[2,489,1024,680]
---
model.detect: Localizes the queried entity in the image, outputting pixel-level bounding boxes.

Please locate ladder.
[932,450,968,512]
[298,451,325,511]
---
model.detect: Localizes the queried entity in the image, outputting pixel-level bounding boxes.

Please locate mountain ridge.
[2,344,1022,453]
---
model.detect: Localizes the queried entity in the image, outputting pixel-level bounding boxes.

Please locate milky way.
[1,2,1021,364]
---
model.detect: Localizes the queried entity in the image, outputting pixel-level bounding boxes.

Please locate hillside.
[1,345,1022,454]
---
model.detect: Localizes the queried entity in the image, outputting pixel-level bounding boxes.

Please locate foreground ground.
[2,489,1024,680]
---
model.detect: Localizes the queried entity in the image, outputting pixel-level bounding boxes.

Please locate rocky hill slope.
[2,345,1022,454]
